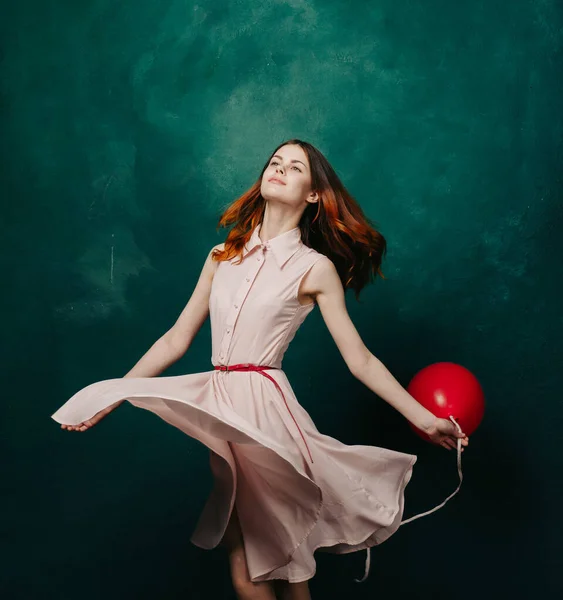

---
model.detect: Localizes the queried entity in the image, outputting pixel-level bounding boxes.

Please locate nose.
[276,164,284,174]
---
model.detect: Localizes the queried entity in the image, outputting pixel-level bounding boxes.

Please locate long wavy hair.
[212,139,387,300]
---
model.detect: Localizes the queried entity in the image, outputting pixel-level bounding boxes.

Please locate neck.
[259,203,303,242]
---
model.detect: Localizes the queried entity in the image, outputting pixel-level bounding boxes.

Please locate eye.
[291,166,302,172]
[270,160,279,165]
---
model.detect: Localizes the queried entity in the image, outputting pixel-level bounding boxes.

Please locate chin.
[260,185,285,201]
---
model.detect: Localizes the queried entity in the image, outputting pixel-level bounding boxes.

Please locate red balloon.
[407,362,485,443]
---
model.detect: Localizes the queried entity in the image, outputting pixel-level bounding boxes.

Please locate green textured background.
[1,1,562,598]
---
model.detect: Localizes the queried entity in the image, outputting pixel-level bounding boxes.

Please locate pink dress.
[51,224,417,584]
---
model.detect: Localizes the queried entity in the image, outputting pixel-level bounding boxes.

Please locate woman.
[53,139,469,600]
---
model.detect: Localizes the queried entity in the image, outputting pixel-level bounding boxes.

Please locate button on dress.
[51,224,417,583]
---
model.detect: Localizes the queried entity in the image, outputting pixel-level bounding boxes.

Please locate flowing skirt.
[51,369,416,583]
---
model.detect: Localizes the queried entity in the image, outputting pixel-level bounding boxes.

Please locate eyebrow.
[272,155,308,169]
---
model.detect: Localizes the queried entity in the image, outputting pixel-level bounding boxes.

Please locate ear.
[306,190,319,204]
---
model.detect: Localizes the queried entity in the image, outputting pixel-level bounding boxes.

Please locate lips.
[268,177,286,185]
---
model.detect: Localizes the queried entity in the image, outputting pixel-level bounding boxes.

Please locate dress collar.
[242,224,302,268]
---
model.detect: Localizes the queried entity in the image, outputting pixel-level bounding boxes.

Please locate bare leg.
[277,581,312,600]
[221,505,277,600]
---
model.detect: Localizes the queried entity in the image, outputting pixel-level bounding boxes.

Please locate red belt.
[214,363,314,464]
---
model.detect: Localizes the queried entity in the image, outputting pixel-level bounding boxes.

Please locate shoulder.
[300,244,329,266]
[202,243,225,278]
[301,245,335,272]
[300,251,341,296]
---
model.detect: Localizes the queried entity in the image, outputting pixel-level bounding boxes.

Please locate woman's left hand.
[425,417,469,451]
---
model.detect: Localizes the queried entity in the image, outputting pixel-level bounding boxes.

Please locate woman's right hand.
[60,400,123,432]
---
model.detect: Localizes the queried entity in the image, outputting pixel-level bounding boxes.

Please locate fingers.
[440,441,457,451]
[60,422,90,432]
[59,414,102,432]
[440,436,468,452]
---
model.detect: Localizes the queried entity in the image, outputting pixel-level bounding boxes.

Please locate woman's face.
[260,144,318,208]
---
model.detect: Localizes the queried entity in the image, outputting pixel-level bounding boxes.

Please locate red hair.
[212,139,387,300]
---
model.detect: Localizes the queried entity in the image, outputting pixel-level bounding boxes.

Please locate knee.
[232,576,267,600]
[230,557,273,599]
[229,546,254,598]
[232,577,256,599]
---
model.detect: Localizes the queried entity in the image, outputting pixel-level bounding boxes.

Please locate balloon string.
[400,416,464,524]
[354,416,464,584]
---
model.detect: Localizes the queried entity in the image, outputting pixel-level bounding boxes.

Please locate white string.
[354,417,464,583]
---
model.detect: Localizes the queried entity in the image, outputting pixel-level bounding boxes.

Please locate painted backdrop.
[1,1,561,598]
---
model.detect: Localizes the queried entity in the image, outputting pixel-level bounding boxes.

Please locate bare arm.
[61,243,224,432]
[124,243,223,379]
[300,257,468,449]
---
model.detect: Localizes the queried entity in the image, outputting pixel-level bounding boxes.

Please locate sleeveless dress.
[51,224,417,584]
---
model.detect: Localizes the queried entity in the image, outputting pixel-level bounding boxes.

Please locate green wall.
[1,1,561,598]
